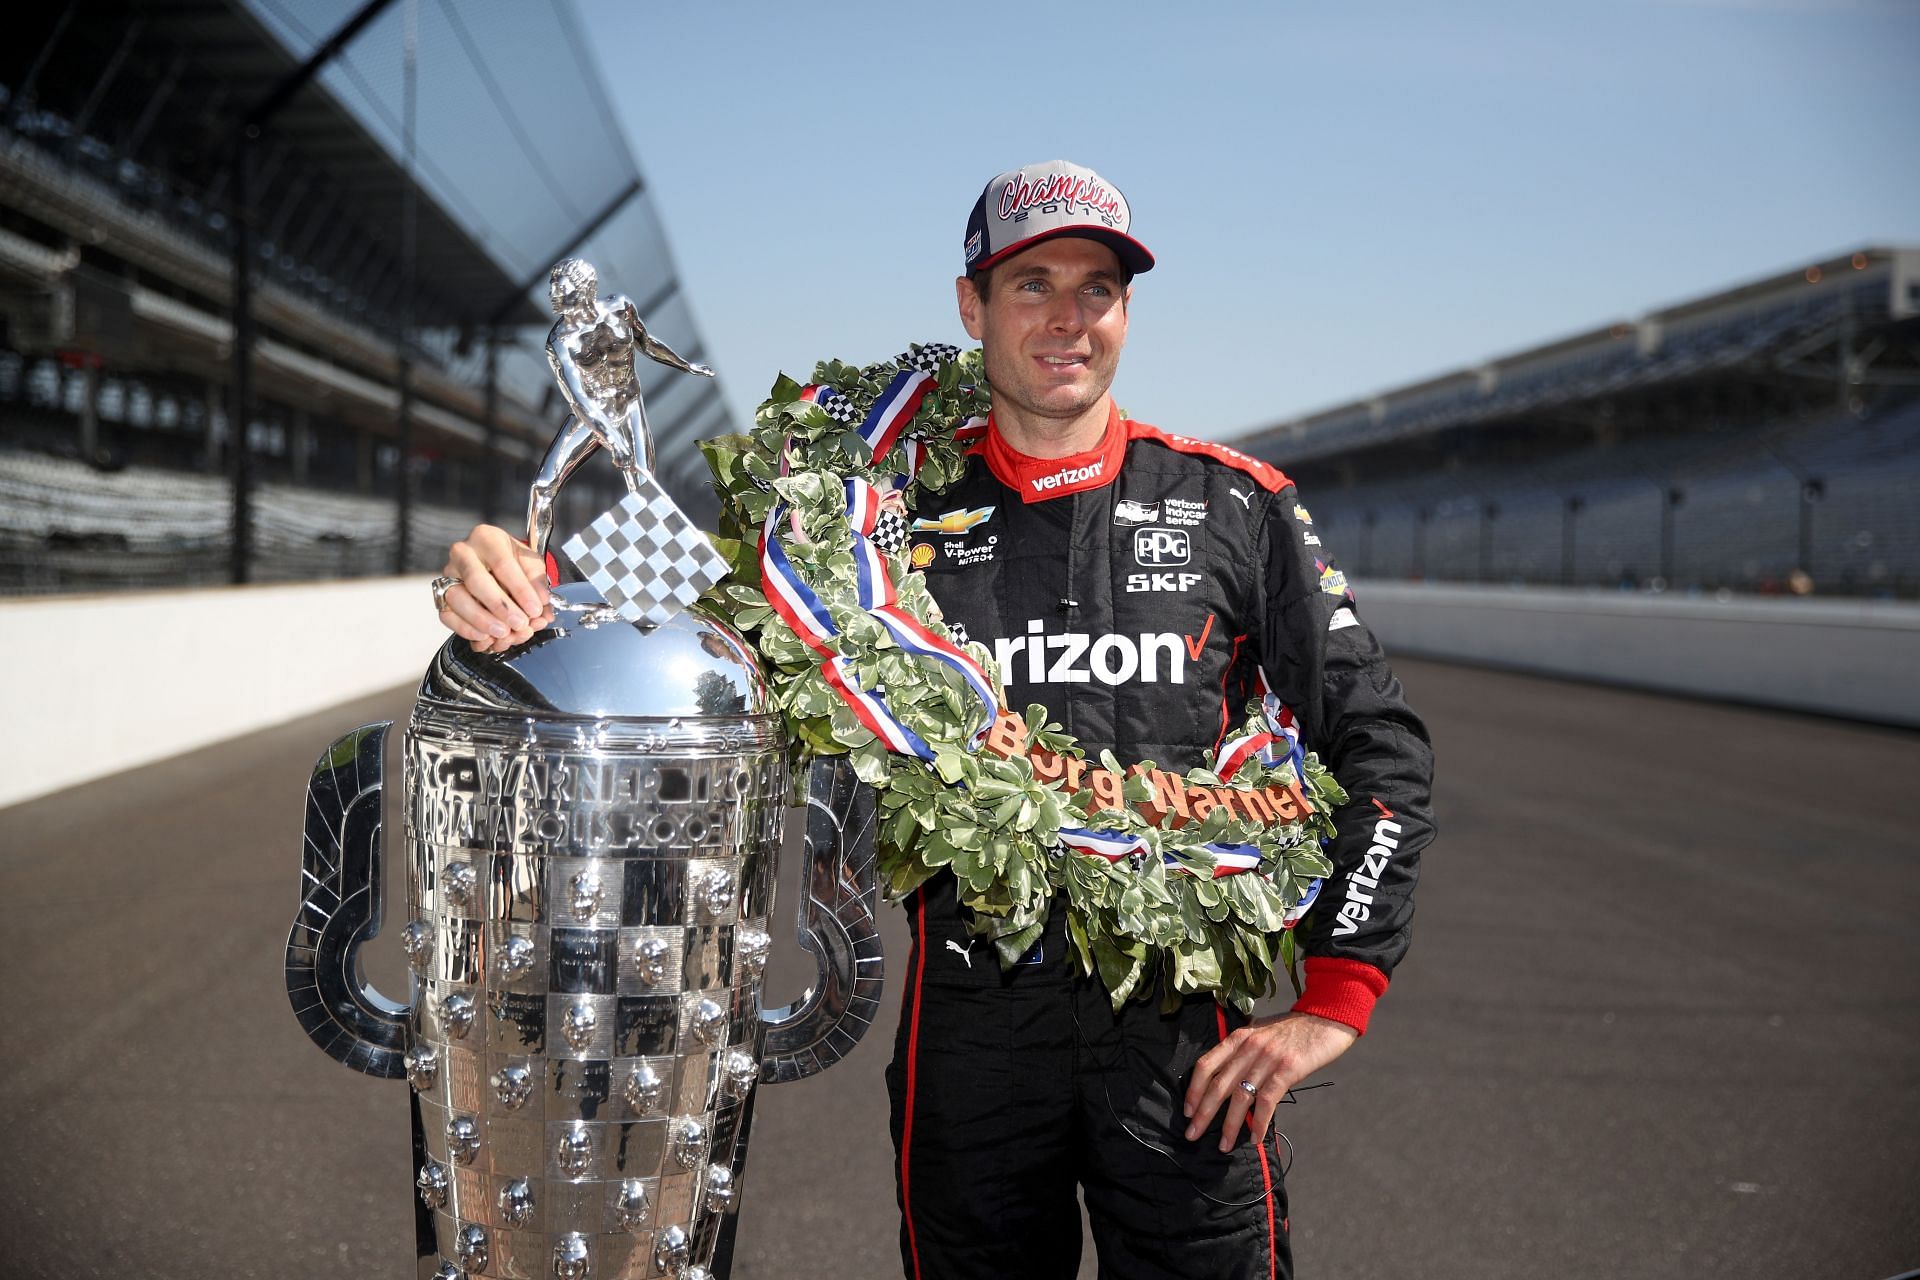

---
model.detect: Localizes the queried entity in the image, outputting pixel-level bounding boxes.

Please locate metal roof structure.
[0,0,732,582]
[1234,247,1920,470]
[3,1,546,332]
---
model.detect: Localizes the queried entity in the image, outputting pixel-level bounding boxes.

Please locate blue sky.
[574,0,1920,442]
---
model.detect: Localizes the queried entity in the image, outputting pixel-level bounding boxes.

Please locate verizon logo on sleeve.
[1332,809,1402,937]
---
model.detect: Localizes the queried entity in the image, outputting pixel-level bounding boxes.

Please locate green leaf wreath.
[699,345,1345,1012]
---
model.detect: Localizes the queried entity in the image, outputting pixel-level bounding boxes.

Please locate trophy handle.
[758,755,884,1083]
[285,722,412,1079]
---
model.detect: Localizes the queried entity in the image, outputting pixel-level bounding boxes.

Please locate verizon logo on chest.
[992,619,1187,687]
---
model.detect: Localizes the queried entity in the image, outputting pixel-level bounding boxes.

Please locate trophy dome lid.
[418,584,771,721]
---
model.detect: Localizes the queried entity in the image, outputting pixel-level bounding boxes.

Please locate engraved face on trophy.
[499,1177,536,1228]
[553,1233,590,1279]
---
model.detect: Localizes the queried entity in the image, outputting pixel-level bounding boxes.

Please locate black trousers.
[885,885,1290,1280]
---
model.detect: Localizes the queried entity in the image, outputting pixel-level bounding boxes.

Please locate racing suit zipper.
[1060,489,1080,740]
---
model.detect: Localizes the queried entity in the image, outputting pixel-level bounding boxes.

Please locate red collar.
[977,404,1129,503]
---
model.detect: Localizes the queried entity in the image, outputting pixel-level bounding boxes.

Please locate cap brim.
[970,226,1155,277]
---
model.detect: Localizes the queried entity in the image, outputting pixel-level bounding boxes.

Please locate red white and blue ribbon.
[759,499,941,760]
[756,370,992,762]
[1239,667,1321,923]
[1058,827,1266,880]
[845,477,997,747]
[857,369,935,462]
[1213,668,1308,782]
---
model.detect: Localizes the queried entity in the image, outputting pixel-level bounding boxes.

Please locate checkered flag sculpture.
[560,476,728,625]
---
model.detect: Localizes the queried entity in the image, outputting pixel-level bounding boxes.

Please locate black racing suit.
[885,407,1435,1280]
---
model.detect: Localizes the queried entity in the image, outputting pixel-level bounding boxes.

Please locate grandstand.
[0,0,730,595]
[1236,248,1920,599]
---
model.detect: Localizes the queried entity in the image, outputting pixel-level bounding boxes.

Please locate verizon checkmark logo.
[1183,613,1214,661]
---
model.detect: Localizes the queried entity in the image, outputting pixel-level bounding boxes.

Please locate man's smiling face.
[957,236,1130,437]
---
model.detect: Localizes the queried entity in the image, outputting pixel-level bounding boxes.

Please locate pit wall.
[1355,581,1920,729]
[0,577,445,808]
[5,577,1916,810]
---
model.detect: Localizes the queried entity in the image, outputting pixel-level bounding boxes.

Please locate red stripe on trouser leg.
[1216,1006,1278,1280]
[1255,1136,1277,1279]
[899,890,929,1280]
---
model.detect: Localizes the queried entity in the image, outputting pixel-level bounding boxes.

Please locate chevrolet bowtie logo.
[911,506,995,535]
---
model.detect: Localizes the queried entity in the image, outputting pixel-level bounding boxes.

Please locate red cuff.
[1289,956,1389,1036]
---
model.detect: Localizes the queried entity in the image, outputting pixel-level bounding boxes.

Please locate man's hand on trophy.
[439,525,554,652]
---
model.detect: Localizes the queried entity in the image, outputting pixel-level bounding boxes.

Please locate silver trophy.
[286,266,880,1279]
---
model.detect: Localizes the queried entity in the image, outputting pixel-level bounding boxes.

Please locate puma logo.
[1229,487,1252,507]
[944,939,974,969]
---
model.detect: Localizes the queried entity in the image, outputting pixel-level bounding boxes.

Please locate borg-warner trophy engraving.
[285,262,882,1280]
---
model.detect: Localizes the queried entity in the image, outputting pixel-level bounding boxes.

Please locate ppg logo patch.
[1134,528,1191,566]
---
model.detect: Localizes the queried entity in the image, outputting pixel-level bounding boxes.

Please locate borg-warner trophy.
[285,260,882,1279]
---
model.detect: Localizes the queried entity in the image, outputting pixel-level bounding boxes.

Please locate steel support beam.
[481,334,502,525]
[72,19,144,139]
[229,0,401,583]
[486,178,645,325]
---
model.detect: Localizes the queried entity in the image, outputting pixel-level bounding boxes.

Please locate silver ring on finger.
[1239,1079,1258,1098]
[431,574,462,612]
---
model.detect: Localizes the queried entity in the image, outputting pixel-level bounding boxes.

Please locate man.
[434,160,1434,1280]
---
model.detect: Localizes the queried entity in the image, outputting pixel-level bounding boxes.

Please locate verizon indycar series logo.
[1115,496,1207,527]
[1134,528,1191,567]
[1160,497,1209,527]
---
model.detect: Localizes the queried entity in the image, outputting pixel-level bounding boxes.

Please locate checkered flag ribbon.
[869,509,910,555]
[809,386,860,425]
[895,342,960,374]
[559,477,728,626]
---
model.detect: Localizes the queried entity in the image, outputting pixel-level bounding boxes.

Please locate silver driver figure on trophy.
[530,257,714,558]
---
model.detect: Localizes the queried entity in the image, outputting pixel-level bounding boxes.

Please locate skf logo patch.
[1134,528,1191,567]
[1114,499,1160,526]
[1127,572,1203,593]
[909,543,936,570]
[1293,503,1314,525]
[912,506,995,535]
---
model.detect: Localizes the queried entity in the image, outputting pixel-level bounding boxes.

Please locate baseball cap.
[963,160,1155,278]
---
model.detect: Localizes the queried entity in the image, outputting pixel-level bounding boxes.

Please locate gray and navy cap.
[963,160,1155,278]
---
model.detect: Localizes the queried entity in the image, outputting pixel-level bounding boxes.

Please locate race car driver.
[431,159,1435,1280]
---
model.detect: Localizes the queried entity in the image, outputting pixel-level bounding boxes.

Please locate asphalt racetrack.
[2,657,1915,1279]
